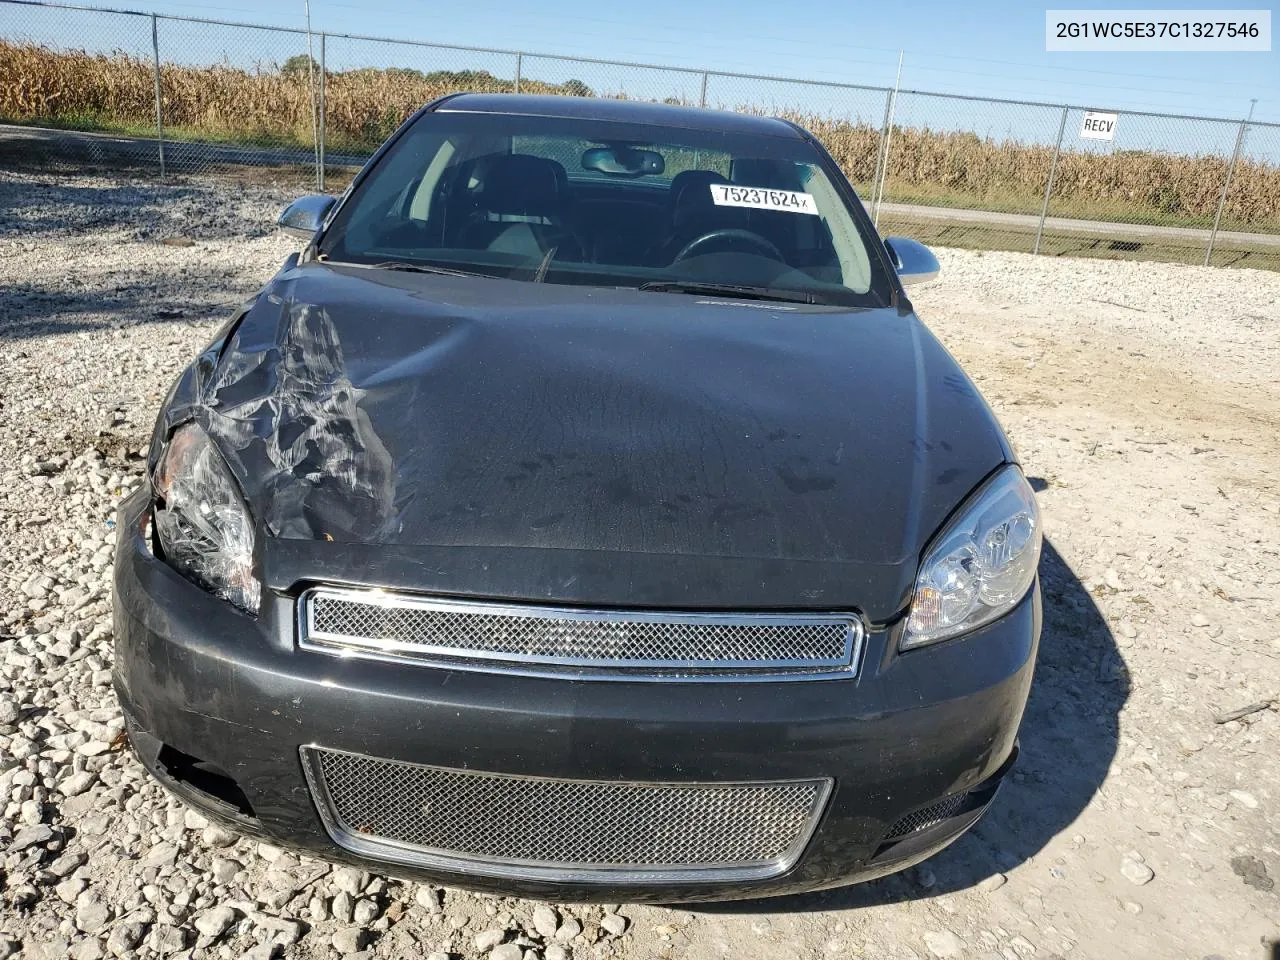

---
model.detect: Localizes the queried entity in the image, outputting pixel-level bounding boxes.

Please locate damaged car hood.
[159,261,1011,619]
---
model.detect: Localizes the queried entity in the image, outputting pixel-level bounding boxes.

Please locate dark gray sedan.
[113,93,1041,901]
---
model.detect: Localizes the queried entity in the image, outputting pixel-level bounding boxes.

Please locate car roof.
[435,93,807,139]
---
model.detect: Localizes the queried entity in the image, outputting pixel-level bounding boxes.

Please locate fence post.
[868,89,893,219]
[514,52,522,94]
[872,88,899,226]
[317,33,326,191]
[150,14,165,178]
[1034,106,1069,255]
[699,72,708,108]
[1204,120,1247,266]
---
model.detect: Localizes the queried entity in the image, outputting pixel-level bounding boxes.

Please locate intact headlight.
[152,423,260,614]
[902,465,1041,649]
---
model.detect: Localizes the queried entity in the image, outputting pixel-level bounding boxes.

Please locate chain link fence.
[875,91,1068,255]
[2,0,1277,270]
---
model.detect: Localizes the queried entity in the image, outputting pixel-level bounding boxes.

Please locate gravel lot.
[1,168,1278,960]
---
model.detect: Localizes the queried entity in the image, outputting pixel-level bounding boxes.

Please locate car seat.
[453,154,584,262]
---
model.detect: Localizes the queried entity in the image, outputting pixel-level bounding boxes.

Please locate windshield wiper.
[532,246,557,284]
[637,280,819,305]
[357,260,485,278]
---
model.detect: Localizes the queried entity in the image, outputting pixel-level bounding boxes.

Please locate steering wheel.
[673,228,784,264]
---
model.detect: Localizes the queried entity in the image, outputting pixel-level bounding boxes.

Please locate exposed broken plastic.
[158,269,398,545]
[153,422,260,613]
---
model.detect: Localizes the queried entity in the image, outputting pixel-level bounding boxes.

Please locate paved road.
[3,122,1277,251]
[875,201,1280,250]
[0,122,367,171]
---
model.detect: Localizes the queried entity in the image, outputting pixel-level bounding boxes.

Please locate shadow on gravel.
[699,538,1127,914]
[0,280,240,343]
[0,179,180,238]
[0,174,289,243]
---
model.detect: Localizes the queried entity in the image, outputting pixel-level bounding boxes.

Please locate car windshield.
[320,109,891,308]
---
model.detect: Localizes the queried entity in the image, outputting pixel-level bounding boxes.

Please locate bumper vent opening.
[156,744,255,819]
[884,794,970,841]
[875,748,1020,862]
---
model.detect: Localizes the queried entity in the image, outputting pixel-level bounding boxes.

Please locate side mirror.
[884,236,940,285]
[278,195,337,239]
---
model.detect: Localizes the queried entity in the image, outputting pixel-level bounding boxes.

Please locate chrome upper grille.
[299,587,862,680]
[301,746,830,883]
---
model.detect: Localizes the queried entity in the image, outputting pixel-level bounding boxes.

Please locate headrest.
[475,154,570,220]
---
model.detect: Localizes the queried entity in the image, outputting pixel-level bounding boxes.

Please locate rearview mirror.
[884,236,940,285]
[278,194,337,239]
[582,146,665,178]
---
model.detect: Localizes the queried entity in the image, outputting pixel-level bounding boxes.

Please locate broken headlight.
[902,465,1041,649]
[152,423,260,614]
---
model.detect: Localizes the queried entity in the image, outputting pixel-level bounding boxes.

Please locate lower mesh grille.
[302,747,830,882]
[885,794,969,840]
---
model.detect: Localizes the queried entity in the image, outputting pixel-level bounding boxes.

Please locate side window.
[337,129,451,253]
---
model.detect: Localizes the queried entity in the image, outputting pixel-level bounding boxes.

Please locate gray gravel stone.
[1121,856,1155,885]
[74,895,112,935]
[352,897,381,925]
[210,857,241,884]
[201,824,237,847]
[332,928,369,954]
[307,895,329,922]
[331,866,366,895]
[531,904,559,939]
[600,913,628,937]
[415,885,442,913]
[147,924,188,954]
[252,912,303,945]
[193,904,237,938]
[105,920,147,958]
[56,771,96,797]
[55,878,87,904]
[9,824,54,851]
[331,890,355,923]
[475,928,509,951]
[554,918,582,942]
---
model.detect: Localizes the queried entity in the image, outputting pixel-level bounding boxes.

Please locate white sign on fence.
[1080,111,1119,141]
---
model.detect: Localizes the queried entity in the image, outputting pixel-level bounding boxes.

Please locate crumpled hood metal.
[162,262,1011,619]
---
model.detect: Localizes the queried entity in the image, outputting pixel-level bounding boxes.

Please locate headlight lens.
[902,465,1040,649]
[152,423,260,614]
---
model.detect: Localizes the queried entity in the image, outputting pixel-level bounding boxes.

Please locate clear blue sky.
[18,0,1280,122]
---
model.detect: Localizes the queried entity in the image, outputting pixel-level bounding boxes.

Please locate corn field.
[0,41,584,151]
[2,21,1279,260]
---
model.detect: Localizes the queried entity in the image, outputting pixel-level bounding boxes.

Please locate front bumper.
[112,490,1040,902]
